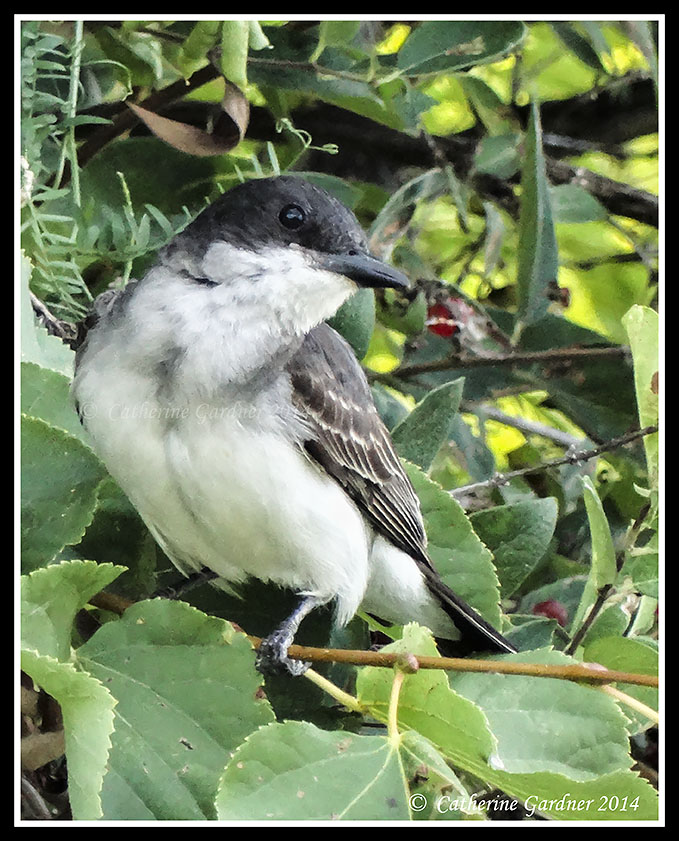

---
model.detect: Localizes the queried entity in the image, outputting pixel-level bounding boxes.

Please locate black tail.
[421,567,517,656]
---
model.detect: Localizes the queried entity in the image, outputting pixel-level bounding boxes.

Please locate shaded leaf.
[515,103,559,332]
[397,21,527,76]
[470,498,558,597]
[21,651,117,821]
[21,415,105,572]
[77,600,275,820]
[392,379,464,471]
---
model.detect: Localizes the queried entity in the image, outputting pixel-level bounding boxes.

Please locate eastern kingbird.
[73,175,516,674]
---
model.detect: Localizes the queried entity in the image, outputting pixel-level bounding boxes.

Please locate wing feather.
[287,323,431,567]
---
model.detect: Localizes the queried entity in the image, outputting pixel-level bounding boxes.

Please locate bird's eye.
[279,204,306,230]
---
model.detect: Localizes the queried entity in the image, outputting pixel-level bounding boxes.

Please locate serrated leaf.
[21,252,75,377]
[470,498,558,597]
[217,720,410,820]
[21,560,125,661]
[76,600,274,820]
[21,361,89,444]
[584,635,658,730]
[452,648,633,781]
[404,464,503,628]
[356,625,658,820]
[21,650,116,821]
[392,379,463,471]
[21,415,105,572]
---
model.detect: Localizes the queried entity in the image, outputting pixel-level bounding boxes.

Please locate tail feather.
[421,567,517,656]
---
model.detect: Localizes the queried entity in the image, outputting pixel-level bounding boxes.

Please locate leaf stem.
[600,685,659,725]
[387,670,406,746]
[302,668,364,714]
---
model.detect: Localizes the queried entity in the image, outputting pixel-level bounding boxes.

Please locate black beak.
[318,251,410,290]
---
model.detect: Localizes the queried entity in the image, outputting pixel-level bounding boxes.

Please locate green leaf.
[404,464,503,628]
[474,133,521,179]
[326,288,376,360]
[550,184,608,223]
[21,650,117,821]
[397,21,527,76]
[515,103,559,332]
[93,26,163,87]
[217,720,410,820]
[452,648,633,781]
[76,600,274,820]
[177,20,220,74]
[310,20,361,62]
[469,498,558,597]
[220,20,249,89]
[21,415,105,572]
[356,626,658,820]
[583,636,658,732]
[21,560,125,661]
[571,476,618,634]
[21,361,88,444]
[622,305,659,487]
[391,379,464,470]
[551,22,608,72]
[21,252,74,377]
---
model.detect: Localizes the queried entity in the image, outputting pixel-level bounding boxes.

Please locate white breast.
[75,348,372,626]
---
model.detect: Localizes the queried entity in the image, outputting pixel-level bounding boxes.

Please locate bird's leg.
[256,594,323,677]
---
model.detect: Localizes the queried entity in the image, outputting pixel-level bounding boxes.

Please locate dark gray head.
[166,175,409,291]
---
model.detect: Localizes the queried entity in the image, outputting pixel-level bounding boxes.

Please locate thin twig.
[394,344,629,378]
[451,425,658,499]
[564,584,613,656]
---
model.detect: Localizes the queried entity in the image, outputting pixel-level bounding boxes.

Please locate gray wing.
[287,323,433,570]
[287,323,517,656]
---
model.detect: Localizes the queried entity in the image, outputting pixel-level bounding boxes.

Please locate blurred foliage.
[21,18,659,823]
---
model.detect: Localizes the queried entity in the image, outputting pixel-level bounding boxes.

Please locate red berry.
[426,303,458,338]
[532,600,568,627]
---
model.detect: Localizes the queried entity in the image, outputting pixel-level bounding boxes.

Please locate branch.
[254,639,657,687]
[451,425,658,498]
[393,344,629,378]
[87,591,658,688]
[564,584,614,656]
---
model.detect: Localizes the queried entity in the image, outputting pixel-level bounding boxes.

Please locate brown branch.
[249,638,657,687]
[393,344,629,378]
[87,591,658,688]
[565,584,613,656]
[546,157,658,228]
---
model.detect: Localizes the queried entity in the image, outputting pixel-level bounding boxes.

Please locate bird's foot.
[256,628,310,677]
